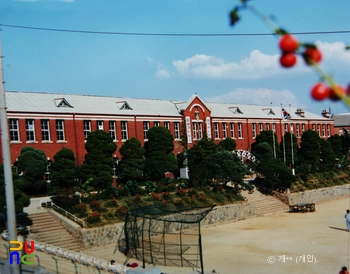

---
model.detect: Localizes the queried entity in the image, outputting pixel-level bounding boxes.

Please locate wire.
[1,23,350,37]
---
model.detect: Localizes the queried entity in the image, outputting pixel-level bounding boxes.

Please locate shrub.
[162,191,170,200]
[87,212,101,223]
[161,199,168,207]
[106,198,119,208]
[90,200,101,210]
[151,192,161,201]
[115,206,128,220]
[177,188,187,196]
[71,203,88,218]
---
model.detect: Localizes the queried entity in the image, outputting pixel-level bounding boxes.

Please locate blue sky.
[1,0,350,115]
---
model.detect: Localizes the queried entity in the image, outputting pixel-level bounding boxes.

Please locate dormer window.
[54,98,73,108]
[229,106,243,114]
[262,108,275,115]
[117,101,133,110]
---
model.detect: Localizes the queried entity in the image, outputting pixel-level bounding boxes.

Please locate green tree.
[17,146,47,195]
[81,130,117,189]
[51,148,77,190]
[280,132,299,167]
[218,137,236,151]
[319,139,336,170]
[252,130,280,158]
[118,137,145,182]
[253,142,273,161]
[188,137,218,187]
[0,165,30,214]
[144,127,178,180]
[340,129,350,155]
[255,158,295,191]
[328,134,345,159]
[208,150,246,186]
[298,130,321,171]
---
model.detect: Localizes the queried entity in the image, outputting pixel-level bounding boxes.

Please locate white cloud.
[316,41,350,68]
[204,88,302,108]
[172,52,308,80]
[156,69,171,79]
[147,57,153,64]
[172,41,349,80]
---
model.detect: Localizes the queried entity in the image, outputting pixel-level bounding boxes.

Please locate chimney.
[321,109,330,118]
[295,108,305,117]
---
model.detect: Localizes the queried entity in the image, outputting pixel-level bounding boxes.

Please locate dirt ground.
[85,196,350,274]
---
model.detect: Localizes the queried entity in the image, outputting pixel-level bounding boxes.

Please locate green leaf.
[301,43,317,49]
[229,8,240,26]
[275,28,288,35]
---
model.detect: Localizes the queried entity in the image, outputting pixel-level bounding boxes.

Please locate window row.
[10,119,65,142]
[9,119,182,143]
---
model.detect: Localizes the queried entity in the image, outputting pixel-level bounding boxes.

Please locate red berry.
[329,85,345,101]
[279,53,297,68]
[279,35,299,53]
[311,83,331,101]
[303,47,322,65]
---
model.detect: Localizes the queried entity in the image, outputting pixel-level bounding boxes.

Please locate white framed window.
[56,120,65,141]
[312,124,316,131]
[109,121,117,141]
[164,122,170,130]
[198,122,203,139]
[9,119,20,142]
[214,123,219,139]
[83,120,91,140]
[154,121,160,127]
[174,122,180,140]
[252,123,256,138]
[302,123,305,133]
[322,124,326,137]
[222,123,227,139]
[327,124,331,136]
[25,119,35,142]
[192,122,203,140]
[96,120,104,130]
[238,123,243,138]
[259,123,263,133]
[272,123,276,132]
[121,121,128,141]
[317,124,321,135]
[230,123,235,139]
[284,124,288,133]
[296,124,300,137]
[266,123,270,130]
[192,122,198,140]
[41,120,50,141]
[143,121,150,140]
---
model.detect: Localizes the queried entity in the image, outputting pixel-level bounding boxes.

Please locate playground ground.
[84,196,350,274]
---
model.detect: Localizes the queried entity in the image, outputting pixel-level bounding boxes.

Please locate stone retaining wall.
[273,184,350,205]
[51,201,254,248]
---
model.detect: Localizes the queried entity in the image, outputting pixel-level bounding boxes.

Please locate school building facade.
[0,91,336,166]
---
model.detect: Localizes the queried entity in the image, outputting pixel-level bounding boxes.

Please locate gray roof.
[333,113,350,127]
[5,91,328,120]
[5,91,183,117]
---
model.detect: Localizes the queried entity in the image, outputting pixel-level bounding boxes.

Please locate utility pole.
[0,40,20,274]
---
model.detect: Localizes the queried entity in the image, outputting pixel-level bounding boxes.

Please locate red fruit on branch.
[279,34,299,53]
[303,47,322,65]
[347,84,350,96]
[311,83,331,101]
[279,53,297,68]
[329,85,345,101]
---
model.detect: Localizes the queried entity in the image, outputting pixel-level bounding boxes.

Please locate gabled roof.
[4,91,328,120]
[333,113,350,127]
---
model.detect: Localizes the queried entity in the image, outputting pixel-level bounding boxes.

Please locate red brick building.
[0,91,335,166]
